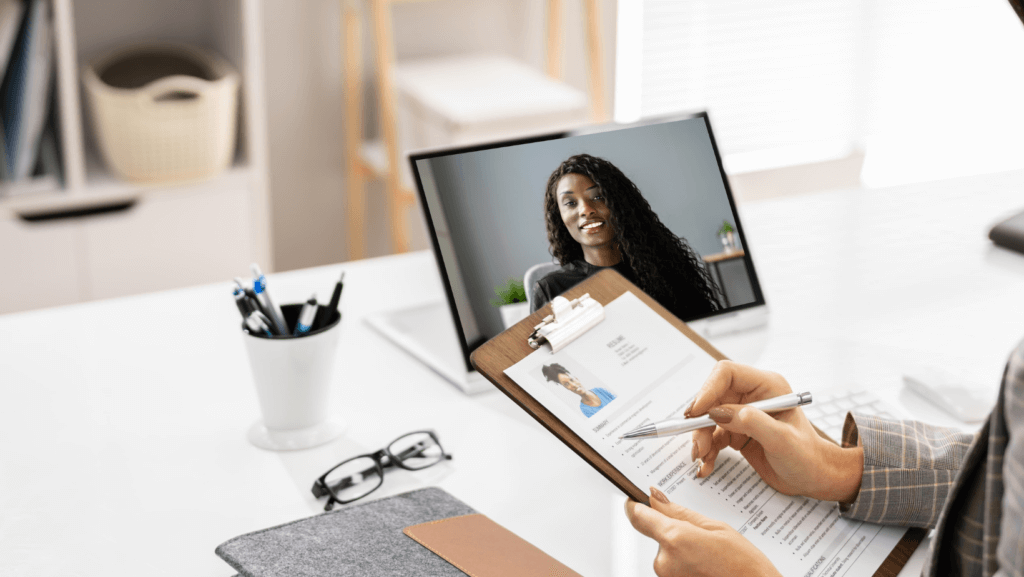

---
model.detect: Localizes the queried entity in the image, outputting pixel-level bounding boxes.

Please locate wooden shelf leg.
[547,0,563,79]
[370,0,409,254]
[343,3,366,260]
[583,0,607,122]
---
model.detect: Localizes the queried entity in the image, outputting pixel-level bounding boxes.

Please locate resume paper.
[504,292,905,577]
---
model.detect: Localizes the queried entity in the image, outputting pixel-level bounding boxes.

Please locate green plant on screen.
[490,278,527,307]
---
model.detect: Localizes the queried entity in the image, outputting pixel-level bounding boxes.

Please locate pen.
[233,285,255,319]
[620,392,813,439]
[327,271,345,312]
[235,277,261,316]
[294,294,318,335]
[245,310,275,337]
[250,264,288,335]
[315,271,345,330]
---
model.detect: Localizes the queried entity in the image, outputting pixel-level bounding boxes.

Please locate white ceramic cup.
[242,304,346,450]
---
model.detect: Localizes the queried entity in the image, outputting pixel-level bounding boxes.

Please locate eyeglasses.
[311,430,452,510]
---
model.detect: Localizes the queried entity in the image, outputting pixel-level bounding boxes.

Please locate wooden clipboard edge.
[873,527,925,577]
[470,269,921,576]
[469,269,728,508]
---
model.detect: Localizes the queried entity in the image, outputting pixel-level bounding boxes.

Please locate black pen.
[327,271,345,312]
[233,284,255,319]
[235,277,263,318]
[316,271,345,329]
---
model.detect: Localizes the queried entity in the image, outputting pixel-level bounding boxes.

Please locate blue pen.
[294,294,318,335]
[250,264,288,335]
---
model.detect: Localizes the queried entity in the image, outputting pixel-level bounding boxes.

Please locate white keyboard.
[802,389,901,442]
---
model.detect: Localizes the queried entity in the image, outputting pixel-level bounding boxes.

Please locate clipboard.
[470,268,923,577]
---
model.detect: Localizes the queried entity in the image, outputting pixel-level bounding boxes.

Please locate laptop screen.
[411,113,765,370]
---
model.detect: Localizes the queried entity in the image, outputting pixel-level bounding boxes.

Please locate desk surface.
[3,170,1024,577]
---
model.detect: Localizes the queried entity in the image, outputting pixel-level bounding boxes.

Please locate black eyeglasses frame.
[310,430,452,510]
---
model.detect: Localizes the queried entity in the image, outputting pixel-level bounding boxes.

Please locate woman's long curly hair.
[543,154,722,319]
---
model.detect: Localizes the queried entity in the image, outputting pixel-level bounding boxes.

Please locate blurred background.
[1,0,1021,315]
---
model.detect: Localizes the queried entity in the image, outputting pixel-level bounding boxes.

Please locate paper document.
[505,292,905,577]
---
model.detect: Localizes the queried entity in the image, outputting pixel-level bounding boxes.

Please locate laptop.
[366,113,768,394]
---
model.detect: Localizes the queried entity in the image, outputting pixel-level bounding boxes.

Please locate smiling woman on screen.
[531,154,722,320]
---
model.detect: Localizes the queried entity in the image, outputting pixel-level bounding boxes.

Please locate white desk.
[2,170,1024,577]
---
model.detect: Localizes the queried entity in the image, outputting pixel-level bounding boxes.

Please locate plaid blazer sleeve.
[837,412,978,529]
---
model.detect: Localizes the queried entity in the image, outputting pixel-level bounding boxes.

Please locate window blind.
[618,0,1024,179]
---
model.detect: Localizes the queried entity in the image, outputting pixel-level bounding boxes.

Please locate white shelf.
[0,176,63,210]
[0,160,255,215]
[3,1,265,189]
[0,0,271,315]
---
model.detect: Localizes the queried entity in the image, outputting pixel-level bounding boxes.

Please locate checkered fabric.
[839,341,1024,577]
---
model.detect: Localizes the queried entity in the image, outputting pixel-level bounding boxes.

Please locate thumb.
[625,498,680,544]
[709,405,790,454]
[649,487,715,529]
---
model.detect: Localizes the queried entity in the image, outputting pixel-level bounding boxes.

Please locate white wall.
[261,0,617,271]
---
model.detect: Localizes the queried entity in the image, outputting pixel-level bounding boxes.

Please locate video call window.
[412,114,764,359]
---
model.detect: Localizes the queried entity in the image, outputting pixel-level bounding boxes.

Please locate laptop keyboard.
[803,389,901,442]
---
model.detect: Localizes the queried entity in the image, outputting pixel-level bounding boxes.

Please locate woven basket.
[83,44,239,184]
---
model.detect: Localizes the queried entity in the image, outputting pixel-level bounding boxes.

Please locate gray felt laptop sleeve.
[215,487,476,577]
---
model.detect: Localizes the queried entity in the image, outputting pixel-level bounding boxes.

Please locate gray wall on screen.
[424,117,745,340]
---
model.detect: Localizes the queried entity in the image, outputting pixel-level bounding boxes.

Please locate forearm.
[813,442,863,504]
[837,413,976,528]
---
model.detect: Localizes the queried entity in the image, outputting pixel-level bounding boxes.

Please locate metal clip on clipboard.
[527,294,604,353]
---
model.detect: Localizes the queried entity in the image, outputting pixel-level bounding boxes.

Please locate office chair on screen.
[523,261,561,310]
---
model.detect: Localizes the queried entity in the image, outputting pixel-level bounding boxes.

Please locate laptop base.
[364,302,493,395]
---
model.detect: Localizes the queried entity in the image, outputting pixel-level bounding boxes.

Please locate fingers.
[693,425,738,459]
[691,427,714,462]
[695,428,727,477]
[709,405,791,454]
[691,361,792,417]
[625,499,685,544]
[712,427,735,452]
[697,449,718,477]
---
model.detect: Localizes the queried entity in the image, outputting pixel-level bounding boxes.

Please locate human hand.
[689,361,863,503]
[625,486,781,577]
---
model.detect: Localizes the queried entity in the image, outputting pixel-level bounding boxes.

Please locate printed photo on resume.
[540,362,617,419]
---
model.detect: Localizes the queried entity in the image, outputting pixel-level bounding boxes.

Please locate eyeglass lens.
[388,431,444,470]
[323,456,383,503]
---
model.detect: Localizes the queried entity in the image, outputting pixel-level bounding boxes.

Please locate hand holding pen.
[686,361,864,505]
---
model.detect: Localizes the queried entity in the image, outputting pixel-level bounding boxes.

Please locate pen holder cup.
[241,304,346,451]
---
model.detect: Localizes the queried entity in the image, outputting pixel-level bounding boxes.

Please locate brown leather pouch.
[404,513,582,577]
